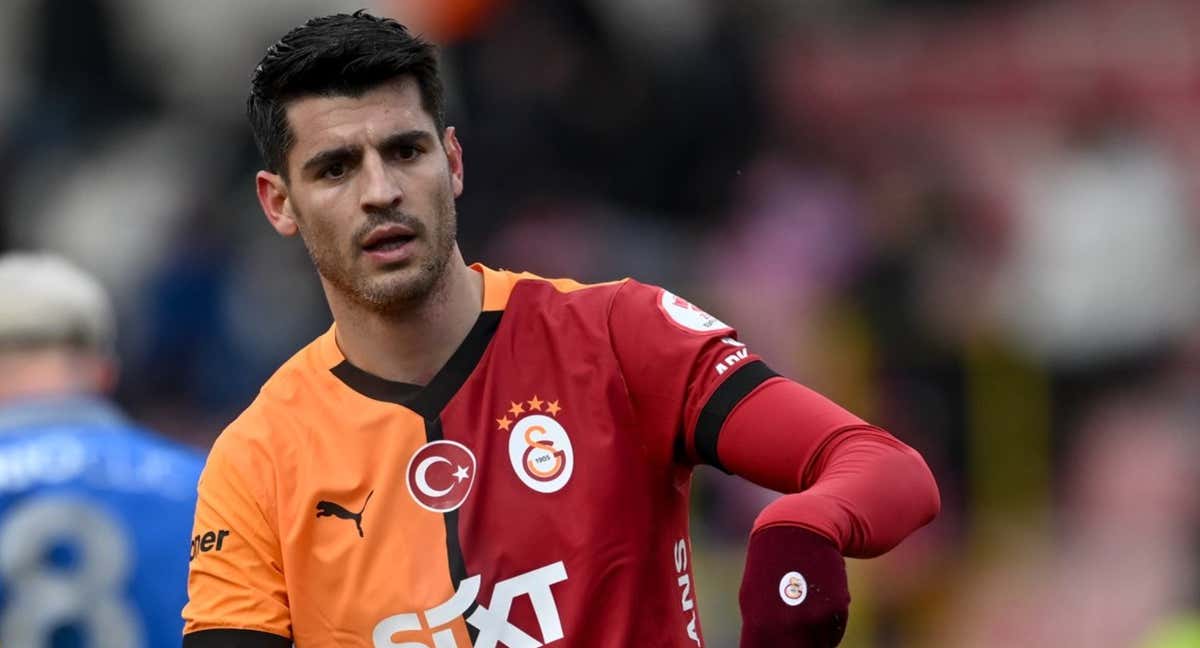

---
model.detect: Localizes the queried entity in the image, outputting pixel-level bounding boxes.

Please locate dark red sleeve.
[608,280,775,465]
[608,279,938,556]
[718,378,940,557]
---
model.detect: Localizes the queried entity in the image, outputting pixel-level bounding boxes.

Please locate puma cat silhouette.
[315,490,374,538]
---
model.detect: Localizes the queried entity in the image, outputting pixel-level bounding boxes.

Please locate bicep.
[184,452,291,641]
[608,280,772,464]
[714,377,873,492]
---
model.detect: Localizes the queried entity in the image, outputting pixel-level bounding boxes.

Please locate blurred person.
[0,252,204,647]
[182,11,939,648]
[996,96,1200,369]
[990,94,1200,470]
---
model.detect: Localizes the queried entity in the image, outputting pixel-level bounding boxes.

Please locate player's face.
[256,77,464,313]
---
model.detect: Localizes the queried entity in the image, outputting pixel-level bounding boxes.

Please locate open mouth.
[361,224,418,255]
[362,233,415,253]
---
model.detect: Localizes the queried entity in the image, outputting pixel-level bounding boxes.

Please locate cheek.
[297,185,343,216]
[294,189,351,237]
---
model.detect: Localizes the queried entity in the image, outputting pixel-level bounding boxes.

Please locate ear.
[256,170,299,236]
[96,355,120,396]
[444,126,464,198]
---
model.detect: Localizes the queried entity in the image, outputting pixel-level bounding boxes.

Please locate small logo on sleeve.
[189,529,230,561]
[779,571,808,606]
[405,441,477,513]
[316,490,375,537]
[658,290,731,334]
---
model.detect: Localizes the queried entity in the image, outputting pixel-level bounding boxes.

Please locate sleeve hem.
[183,627,292,648]
[693,361,780,471]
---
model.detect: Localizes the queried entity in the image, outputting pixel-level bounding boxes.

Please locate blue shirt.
[0,396,204,648]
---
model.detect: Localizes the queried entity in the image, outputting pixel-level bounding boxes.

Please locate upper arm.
[183,432,291,643]
[608,280,778,467]
[718,377,941,554]
[715,377,875,492]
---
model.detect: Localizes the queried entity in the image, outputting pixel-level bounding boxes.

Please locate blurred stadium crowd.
[2,0,1199,645]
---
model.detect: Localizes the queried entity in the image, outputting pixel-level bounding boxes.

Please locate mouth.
[363,235,414,253]
[362,224,416,250]
[360,224,418,262]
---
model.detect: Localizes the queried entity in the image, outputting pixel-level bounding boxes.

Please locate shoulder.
[502,271,694,320]
[208,330,338,467]
[481,265,701,322]
[479,264,631,311]
[502,270,727,335]
[200,399,285,518]
[481,265,722,334]
[257,328,345,413]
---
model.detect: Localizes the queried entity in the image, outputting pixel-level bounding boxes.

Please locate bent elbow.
[902,444,941,529]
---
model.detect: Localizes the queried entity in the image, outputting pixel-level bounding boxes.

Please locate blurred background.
[2,0,1199,645]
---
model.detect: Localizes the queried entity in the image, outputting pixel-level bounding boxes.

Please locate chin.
[359,270,439,311]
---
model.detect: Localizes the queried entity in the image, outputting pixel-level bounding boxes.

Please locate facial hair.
[297,177,458,315]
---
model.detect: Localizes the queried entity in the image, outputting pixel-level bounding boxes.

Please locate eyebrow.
[301,145,359,176]
[300,129,436,176]
[379,129,435,152]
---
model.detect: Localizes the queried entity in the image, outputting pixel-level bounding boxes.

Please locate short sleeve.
[183,431,291,641]
[608,280,781,469]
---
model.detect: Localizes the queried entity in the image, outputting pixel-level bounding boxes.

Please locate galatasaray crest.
[496,396,573,494]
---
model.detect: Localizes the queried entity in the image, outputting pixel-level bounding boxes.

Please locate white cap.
[0,252,116,352]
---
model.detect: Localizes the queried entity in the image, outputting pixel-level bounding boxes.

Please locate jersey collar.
[329,310,501,419]
[326,264,509,419]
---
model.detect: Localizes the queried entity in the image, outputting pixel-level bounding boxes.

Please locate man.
[0,252,205,647]
[183,11,939,648]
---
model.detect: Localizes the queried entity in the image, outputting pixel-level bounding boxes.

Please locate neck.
[327,250,483,385]
[0,350,112,402]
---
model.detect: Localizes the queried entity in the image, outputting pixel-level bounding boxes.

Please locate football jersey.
[0,396,205,648]
[184,264,779,648]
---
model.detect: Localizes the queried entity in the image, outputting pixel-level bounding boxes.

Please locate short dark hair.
[247,10,445,176]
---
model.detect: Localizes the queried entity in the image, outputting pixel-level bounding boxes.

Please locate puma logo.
[316,490,374,538]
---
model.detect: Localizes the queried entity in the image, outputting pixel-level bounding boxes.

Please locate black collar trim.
[330,310,503,419]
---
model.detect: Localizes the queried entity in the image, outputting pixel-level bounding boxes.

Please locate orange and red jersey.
[183,264,936,647]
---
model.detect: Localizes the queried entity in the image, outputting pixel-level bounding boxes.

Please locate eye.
[321,162,347,180]
[394,145,421,161]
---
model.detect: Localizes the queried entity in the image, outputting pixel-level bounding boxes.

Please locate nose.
[359,151,403,213]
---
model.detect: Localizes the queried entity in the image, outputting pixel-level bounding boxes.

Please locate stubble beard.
[301,189,458,317]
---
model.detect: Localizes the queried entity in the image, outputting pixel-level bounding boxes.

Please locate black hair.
[247,10,445,176]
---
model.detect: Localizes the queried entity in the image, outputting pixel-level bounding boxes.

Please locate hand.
[739,525,850,647]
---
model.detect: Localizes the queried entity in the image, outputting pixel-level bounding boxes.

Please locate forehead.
[284,78,435,167]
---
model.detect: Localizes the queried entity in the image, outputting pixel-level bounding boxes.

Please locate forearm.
[717,376,939,647]
[751,427,940,557]
[715,377,940,555]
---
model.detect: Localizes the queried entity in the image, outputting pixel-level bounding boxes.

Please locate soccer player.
[0,252,205,647]
[183,11,939,648]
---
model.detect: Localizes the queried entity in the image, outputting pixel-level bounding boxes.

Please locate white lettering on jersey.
[713,348,750,376]
[673,539,702,646]
[0,436,86,493]
[373,561,568,648]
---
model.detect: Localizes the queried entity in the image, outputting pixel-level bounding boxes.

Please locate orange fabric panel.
[184,413,291,637]
[186,332,464,644]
